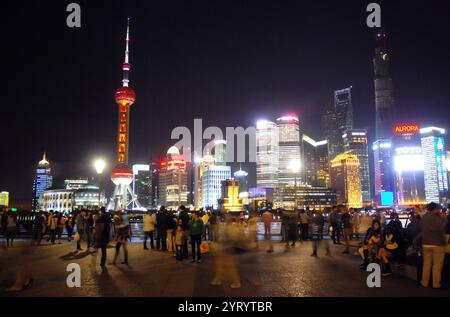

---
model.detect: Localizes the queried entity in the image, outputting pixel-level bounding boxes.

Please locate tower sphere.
[110,163,133,185]
[115,86,136,105]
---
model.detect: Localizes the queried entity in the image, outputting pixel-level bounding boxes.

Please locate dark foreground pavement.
[0,239,449,297]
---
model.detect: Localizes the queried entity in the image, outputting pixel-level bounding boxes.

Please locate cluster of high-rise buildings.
[26,27,449,214]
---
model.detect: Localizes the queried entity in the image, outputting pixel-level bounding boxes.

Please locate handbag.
[74,232,80,241]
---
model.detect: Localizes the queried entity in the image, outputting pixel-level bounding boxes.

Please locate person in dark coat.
[178,205,190,258]
[94,208,111,269]
[156,206,168,251]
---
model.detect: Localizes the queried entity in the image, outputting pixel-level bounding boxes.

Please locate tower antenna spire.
[122,18,131,87]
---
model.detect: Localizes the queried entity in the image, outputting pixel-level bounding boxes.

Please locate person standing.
[178,205,190,258]
[311,212,330,257]
[262,209,274,252]
[352,209,360,240]
[156,206,168,251]
[57,213,66,244]
[209,210,218,242]
[299,209,309,241]
[75,210,86,251]
[5,212,17,247]
[202,211,211,241]
[328,206,341,244]
[66,215,74,242]
[420,202,447,289]
[95,208,111,269]
[341,207,353,254]
[113,212,129,265]
[287,212,299,247]
[166,210,176,254]
[32,211,44,246]
[49,212,58,244]
[143,211,156,250]
[189,211,204,263]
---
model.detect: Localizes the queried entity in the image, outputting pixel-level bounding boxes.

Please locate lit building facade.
[330,153,362,208]
[373,139,394,198]
[256,120,279,188]
[132,164,152,209]
[343,129,371,203]
[420,127,449,204]
[274,185,336,211]
[220,179,243,212]
[276,115,302,185]
[0,191,9,207]
[301,135,329,187]
[41,182,101,214]
[392,124,426,206]
[202,165,231,209]
[233,169,249,194]
[194,154,215,208]
[32,152,53,212]
[158,147,189,210]
[214,139,227,166]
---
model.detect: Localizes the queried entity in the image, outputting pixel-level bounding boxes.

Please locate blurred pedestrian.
[143,210,156,250]
[329,206,341,244]
[262,209,274,252]
[178,205,190,258]
[299,209,309,241]
[95,208,111,269]
[189,211,204,263]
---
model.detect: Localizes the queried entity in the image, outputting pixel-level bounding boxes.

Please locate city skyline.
[3,1,450,201]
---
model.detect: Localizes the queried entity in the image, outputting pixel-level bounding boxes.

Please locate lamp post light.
[289,159,301,210]
[93,159,107,208]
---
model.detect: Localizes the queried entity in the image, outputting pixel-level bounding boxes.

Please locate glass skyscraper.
[202,165,231,209]
[256,120,279,188]
[420,127,449,204]
[276,116,302,186]
[343,129,371,203]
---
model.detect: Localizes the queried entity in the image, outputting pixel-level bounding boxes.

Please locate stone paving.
[0,239,449,297]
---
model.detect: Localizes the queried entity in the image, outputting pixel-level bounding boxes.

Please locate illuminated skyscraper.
[372,31,395,204]
[202,165,231,209]
[392,124,425,206]
[256,120,279,188]
[300,134,329,187]
[214,139,227,166]
[343,129,371,203]
[194,154,215,208]
[276,115,302,185]
[158,147,189,210]
[330,153,362,208]
[132,164,151,209]
[233,168,249,194]
[420,127,449,204]
[334,87,354,136]
[32,152,53,212]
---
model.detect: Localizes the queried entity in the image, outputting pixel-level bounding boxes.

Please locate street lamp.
[93,159,107,208]
[289,159,301,209]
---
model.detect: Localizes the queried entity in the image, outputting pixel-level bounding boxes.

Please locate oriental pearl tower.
[108,19,141,211]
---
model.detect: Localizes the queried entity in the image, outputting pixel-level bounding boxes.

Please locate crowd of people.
[1,202,449,292]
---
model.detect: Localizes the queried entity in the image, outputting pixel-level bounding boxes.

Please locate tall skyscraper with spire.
[108,19,140,211]
[372,30,395,201]
[32,152,53,212]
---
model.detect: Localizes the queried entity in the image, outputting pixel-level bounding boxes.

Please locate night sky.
[3,0,450,202]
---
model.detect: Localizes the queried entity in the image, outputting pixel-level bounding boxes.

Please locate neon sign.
[394,124,420,134]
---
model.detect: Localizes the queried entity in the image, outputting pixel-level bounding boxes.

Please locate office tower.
[158,147,189,210]
[302,134,317,186]
[273,185,336,211]
[330,153,362,208]
[334,87,354,135]
[343,129,371,203]
[420,127,449,203]
[202,165,231,209]
[392,123,425,205]
[316,140,330,188]
[276,115,302,185]
[194,154,215,208]
[322,107,341,160]
[32,152,53,212]
[132,164,152,208]
[372,31,396,204]
[109,20,139,211]
[149,162,159,208]
[256,120,279,188]
[214,139,227,166]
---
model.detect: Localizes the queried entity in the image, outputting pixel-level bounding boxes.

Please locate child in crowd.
[175,223,184,261]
